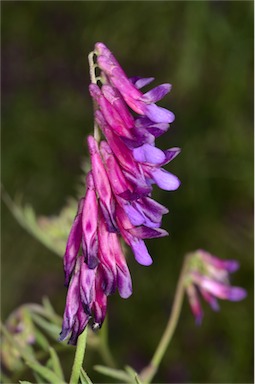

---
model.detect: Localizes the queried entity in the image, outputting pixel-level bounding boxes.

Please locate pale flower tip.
[94,42,108,54]
[131,239,153,266]
[228,287,247,301]
[152,169,181,191]
[58,327,70,342]
[226,260,240,273]
[195,313,203,326]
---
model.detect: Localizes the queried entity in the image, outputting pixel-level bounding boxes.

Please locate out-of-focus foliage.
[2,188,78,257]
[2,2,253,383]
[0,298,65,383]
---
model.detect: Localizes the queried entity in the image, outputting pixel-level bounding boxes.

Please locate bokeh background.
[2,1,253,383]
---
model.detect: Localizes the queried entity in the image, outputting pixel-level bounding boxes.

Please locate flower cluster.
[59,42,180,344]
[185,250,247,324]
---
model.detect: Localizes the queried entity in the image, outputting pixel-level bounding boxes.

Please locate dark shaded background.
[2,1,253,383]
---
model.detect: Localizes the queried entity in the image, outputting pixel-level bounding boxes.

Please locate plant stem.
[139,257,189,383]
[88,51,100,142]
[69,327,88,384]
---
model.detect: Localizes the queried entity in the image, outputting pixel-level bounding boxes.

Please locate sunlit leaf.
[2,187,78,257]
[30,313,60,340]
[93,365,131,382]
[49,347,65,380]
[26,360,65,384]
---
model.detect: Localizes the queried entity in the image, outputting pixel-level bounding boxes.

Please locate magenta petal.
[60,264,80,341]
[63,198,84,286]
[68,304,90,345]
[93,268,107,327]
[109,233,133,298]
[82,172,99,269]
[193,273,247,302]
[79,261,96,314]
[145,104,175,124]
[186,285,203,325]
[151,168,181,191]
[142,84,172,103]
[199,250,240,273]
[116,265,132,298]
[200,288,220,312]
[100,263,117,295]
[97,213,118,295]
[88,135,117,232]
[102,85,134,129]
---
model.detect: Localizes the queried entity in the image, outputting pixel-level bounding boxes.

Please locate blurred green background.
[2,1,253,383]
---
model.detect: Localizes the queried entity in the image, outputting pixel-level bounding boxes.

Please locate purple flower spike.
[185,250,247,324]
[60,42,180,343]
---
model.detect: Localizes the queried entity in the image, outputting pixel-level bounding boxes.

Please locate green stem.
[139,257,189,383]
[69,327,88,384]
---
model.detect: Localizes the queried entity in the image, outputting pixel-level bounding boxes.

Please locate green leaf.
[2,187,78,258]
[30,313,60,339]
[33,371,45,384]
[124,366,143,384]
[42,296,57,316]
[26,360,65,384]
[0,321,35,362]
[19,381,33,384]
[34,327,50,351]
[93,365,131,382]
[49,347,65,380]
[134,373,143,384]
[80,368,93,384]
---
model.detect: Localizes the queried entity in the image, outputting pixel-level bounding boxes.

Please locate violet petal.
[133,144,166,164]
[145,104,175,124]
[151,168,181,191]
[142,84,172,103]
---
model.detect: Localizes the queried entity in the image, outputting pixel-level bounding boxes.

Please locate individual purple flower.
[185,250,247,324]
[60,42,180,344]
[95,42,175,123]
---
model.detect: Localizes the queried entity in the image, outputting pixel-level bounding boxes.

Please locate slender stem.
[139,257,189,383]
[88,51,97,84]
[88,51,100,142]
[69,327,88,384]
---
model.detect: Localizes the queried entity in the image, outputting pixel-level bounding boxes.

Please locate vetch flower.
[95,42,175,123]
[185,250,247,324]
[60,42,180,344]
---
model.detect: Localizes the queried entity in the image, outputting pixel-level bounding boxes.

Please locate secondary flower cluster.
[185,250,247,324]
[59,43,180,344]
